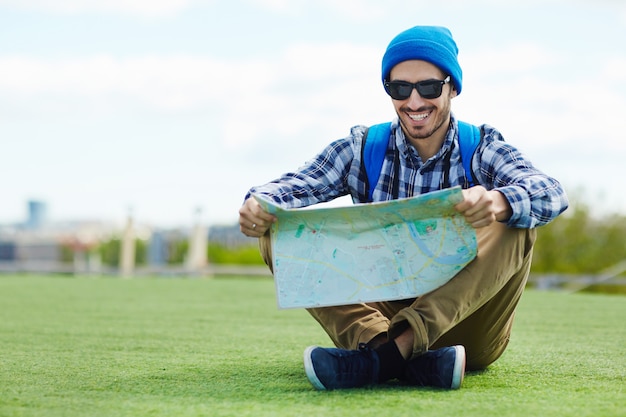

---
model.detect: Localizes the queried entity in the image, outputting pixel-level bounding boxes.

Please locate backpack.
[362,121,481,202]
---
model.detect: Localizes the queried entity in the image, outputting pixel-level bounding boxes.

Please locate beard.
[396,93,454,142]
[399,111,448,141]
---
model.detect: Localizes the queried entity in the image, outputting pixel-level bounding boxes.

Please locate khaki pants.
[259,222,536,371]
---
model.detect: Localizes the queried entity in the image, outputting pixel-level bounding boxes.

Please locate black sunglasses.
[384,76,451,100]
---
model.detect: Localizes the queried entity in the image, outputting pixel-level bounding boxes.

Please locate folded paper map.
[254,187,477,309]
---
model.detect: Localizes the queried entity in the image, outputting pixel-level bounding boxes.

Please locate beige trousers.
[259,222,536,371]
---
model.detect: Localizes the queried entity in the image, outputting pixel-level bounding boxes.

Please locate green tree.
[207,243,264,265]
[98,238,147,267]
[532,201,626,274]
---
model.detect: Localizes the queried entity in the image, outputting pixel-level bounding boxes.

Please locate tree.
[532,201,626,274]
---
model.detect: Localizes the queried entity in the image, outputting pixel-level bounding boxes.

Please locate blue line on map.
[406,222,470,265]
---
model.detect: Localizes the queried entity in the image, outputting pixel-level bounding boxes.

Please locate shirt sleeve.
[474,125,569,228]
[244,137,356,209]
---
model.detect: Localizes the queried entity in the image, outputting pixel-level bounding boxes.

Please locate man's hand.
[238,197,276,237]
[454,186,512,228]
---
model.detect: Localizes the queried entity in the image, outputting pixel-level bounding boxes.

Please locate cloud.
[454,40,626,154]
[602,56,626,82]
[246,0,386,19]
[0,41,387,148]
[0,54,271,112]
[0,38,624,161]
[1,2,625,226]
[2,0,382,19]
[461,42,562,76]
[0,0,207,18]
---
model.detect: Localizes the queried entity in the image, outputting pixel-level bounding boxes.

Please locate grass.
[0,275,624,417]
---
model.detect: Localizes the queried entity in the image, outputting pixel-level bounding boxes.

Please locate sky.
[1,0,625,228]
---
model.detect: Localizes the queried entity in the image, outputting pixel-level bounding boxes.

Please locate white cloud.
[0,42,387,149]
[455,40,626,155]
[247,0,296,13]
[1,37,624,154]
[1,39,622,148]
[2,0,384,19]
[316,0,385,19]
[0,54,274,111]
[247,0,385,19]
[602,56,626,82]
[1,1,625,226]
[0,0,207,17]
[1,40,624,201]
[461,42,562,76]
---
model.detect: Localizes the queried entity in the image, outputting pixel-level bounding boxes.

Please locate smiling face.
[388,60,457,152]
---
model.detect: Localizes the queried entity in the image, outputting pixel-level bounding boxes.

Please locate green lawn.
[0,275,624,417]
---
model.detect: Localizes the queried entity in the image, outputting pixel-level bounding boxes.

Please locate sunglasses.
[384,76,451,100]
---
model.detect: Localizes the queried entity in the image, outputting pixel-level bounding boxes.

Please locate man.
[238,26,568,390]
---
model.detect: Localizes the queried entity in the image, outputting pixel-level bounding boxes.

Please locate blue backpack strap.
[457,121,481,187]
[362,122,392,202]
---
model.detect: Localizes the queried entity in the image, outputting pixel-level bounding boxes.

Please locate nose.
[406,87,426,108]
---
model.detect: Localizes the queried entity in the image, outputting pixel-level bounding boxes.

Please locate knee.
[475,224,537,274]
[465,336,510,371]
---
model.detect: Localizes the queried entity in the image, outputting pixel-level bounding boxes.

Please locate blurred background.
[0,1,624,287]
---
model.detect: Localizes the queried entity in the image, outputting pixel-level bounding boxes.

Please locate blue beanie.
[381,26,462,95]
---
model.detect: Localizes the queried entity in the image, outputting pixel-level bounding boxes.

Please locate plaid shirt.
[247,114,568,228]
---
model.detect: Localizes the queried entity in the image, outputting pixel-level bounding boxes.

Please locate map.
[253,187,477,309]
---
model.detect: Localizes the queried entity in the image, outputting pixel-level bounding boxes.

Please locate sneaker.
[404,345,466,389]
[303,343,380,390]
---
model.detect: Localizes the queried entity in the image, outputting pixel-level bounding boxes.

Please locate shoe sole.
[450,345,466,389]
[303,346,326,390]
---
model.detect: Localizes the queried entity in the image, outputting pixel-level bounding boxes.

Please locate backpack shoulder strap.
[363,121,481,201]
[457,121,482,187]
[362,122,392,202]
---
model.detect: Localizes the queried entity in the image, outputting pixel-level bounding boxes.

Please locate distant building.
[0,241,16,261]
[26,200,48,230]
[0,198,255,274]
[148,230,168,267]
[209,224,256,248]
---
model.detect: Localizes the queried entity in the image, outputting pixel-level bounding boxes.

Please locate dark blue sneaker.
[404,345,466,389]
[303,344,380,390]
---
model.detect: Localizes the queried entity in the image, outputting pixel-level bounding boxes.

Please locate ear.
[450,86,458,99]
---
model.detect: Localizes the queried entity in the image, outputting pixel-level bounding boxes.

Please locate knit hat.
[381,26,462,95]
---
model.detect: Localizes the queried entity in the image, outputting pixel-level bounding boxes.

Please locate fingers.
[455,186,496,228]
[242,220,266,237]
[238,197,276,237]
[464,209,496,228]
